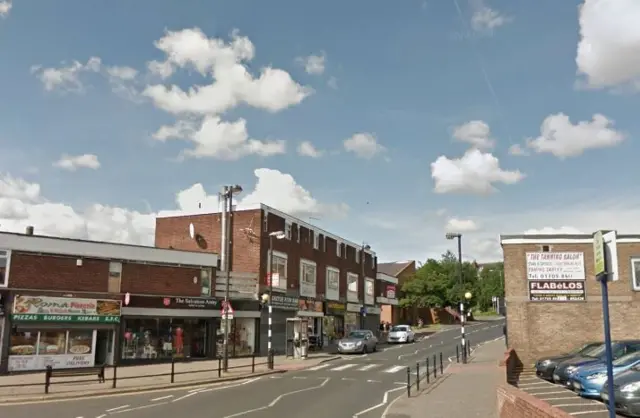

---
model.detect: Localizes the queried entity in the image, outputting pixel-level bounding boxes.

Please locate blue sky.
[0,0,638,262]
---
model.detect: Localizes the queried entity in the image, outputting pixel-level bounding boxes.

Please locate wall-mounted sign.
[526,252,585,280]
[12,295,121,323]
[528,280,586,302]
[298,299,323,313]
[270,294,298,311]
[386,285,396,299]
[124,295,220,310]
[346,302,361,313]
[325,301,346,315]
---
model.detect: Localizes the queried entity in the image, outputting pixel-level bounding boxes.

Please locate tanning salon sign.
[526,252,586,302]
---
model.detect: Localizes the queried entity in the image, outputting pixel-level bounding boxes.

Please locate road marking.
[569,411,608,415]
[367,379,382,383]
[331,363,357,371]
[519,382,552,387]
[540,396,581,400]
[172,377,261,401]
[96,415,106,418]
[293,376,307,379]
[150,395,173,401]
[221,378,330,417]
[382,365,405,374]
[106,405,130,412]
[352,385,405,416]
[109,403,168,415]
[306,364,331,371]
[527,390,568,395]
[357,364,379,371]
[342,377,356,381]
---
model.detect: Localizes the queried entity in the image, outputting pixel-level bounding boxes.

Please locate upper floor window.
[108,261,122,293]
[336,241,342,257]
[285,222,292,240]
[0,250,9,287]
[631,258,640,291]
[200,268,212,296]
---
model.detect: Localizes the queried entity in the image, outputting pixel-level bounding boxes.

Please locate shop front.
[323,301,346,341]
[345,303,361,334]
[259,294,298,356]
[363,306,382,334]
[7,294,121,372]
[297,298,324,349]
[216,300,260,358]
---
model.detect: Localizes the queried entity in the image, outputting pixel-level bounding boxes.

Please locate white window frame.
[336,241,341,257]
[285,222,292,240]
[300,259,317,297]
[313,232,320,250]
[200,268,212,296]
[269,250,288,292]
[355,249,360,264]
[108,261,122,294]
[326,266,340,301]
[347,272,359,302]
[0,249,11,288]
[631,257,640,291]
[364,277,375,305]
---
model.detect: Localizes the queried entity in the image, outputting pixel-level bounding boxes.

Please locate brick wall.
[497,384,572,418]
[504,241,640,364]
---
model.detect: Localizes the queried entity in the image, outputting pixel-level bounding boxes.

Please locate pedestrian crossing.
[305,362,411,374]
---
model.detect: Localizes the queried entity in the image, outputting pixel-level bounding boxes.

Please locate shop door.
[95,330,111,365]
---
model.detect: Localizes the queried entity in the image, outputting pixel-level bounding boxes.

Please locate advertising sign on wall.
[526,252,586,302]
[9,354,95,372]
[12,295,121,323]
[386,285,396,299]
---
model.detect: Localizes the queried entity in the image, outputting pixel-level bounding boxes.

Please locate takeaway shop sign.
[528,280,586,302]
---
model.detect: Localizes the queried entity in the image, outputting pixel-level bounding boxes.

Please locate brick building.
[0,228,222,373]
[377,261,414,325]
[501,233,640,365]
[155,204,380,355]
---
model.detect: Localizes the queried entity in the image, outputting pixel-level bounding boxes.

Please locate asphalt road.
[3,319,505,418]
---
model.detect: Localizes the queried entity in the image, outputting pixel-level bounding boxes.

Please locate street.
[2,320,504,418]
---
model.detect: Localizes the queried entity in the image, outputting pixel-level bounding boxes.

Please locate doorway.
[95,330,113,365]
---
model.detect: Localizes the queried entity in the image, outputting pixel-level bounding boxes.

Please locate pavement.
[1,318,505,418]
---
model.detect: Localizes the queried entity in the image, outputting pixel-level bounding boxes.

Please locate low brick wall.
[497,349,572,418]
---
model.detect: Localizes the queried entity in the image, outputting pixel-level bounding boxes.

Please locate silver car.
[337,330,378,354]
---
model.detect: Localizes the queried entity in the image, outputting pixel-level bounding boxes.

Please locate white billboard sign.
[526,252,585,281]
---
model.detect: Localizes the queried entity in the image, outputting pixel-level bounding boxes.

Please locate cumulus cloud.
[53,154,101,171]
[296,52,326,75]
[343,133,386,159]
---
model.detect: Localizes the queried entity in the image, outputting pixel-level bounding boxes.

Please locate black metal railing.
[405,341,472,397]
[0,354,272,395]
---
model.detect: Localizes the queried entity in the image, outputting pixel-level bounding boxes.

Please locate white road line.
[106,405,130,412]
[172,377,261,401]
[555,402,601,407]
[357,364,379,371]
[221,378,330,417]
[382,365,405,374]
[527,390,568,395]
[150,395,173,401]
[540,396,581,400]
[110,403,168,415]
[398,350,420,360]
[293,376,307,379]
[519,382,552,387]
[306,364,331,371]
[96,415,106,418]
[331,363,357,371]
[352,386,405,417]
[569,411,608,415]
[342,377,356,381]
[367,379,382,383]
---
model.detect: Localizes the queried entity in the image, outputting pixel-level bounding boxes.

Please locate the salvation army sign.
[526,252,586,302]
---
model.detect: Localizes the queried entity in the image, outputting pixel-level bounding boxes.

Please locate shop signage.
[386,285,396,299]
[325,301,346,315]
[270,295,298,311]
[8,354,94,372]
[528,280,586,302]
[298,299,323,313]
[172,297,219,309]
[525,252,585,280]
[366,306,381,315]
[346,302,361,313]
[124,295,220,310]
[12,295,121,323]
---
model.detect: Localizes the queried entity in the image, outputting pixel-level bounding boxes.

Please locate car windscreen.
[613,351,640,367]
[390,326,408,332]
[583,345,607,358]
[574,343,600,355]
[348,332,368,339]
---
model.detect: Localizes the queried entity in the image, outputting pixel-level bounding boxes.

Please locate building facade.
[155,204,380,355]
[0,229,222,373]
[377,261,415,324]
[501,233,640,365]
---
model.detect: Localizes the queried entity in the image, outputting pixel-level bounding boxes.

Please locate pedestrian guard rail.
[0,353,274,395]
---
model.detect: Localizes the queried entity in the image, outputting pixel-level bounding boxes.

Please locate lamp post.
[446,232,467,363]
[222,184,243,372]
[267,230,285,369]
[360,243,371,329]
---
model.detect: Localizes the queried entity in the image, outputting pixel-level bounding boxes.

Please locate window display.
[9,330,38,356]
[216,318,257,357]
[121,317,209,361]
[38,330,66,355]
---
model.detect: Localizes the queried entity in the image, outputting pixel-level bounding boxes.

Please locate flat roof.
[0,231,218,267]
[500,233,640,245]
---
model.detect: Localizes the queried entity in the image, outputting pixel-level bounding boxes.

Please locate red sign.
[386,285,396,299]
[221,301,234,316]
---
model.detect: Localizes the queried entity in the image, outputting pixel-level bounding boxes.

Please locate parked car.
[600,366,640,417]
[387,325,416,344]
[535,342,602,381]
[570,351,640,398]
[554,341,640,387]
[337,330,378,354]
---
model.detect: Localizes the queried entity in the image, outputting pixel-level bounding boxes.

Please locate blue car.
[570,351,640,398]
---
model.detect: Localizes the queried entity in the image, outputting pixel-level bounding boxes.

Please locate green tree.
[474,262,504,311]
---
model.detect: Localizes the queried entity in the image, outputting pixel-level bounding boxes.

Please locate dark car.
[600,366,640,417]
[535,342,601,381]
[554,341,640,388]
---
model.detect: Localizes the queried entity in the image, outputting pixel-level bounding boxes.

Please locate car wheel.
[373,344,377,352]
[363,345,368,354]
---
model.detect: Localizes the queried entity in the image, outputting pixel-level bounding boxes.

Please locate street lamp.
[446,232,467,363]
[360,243,371,330]
[221,184,243,371]
[267,230,285,369]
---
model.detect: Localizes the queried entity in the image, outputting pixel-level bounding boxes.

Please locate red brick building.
[501,233,640,365]
[0,228,222,373]
[155,204,380,354]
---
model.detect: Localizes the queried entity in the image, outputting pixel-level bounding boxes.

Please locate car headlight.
[587,372,607,380]
[540,360,551,367]
[622,382,640,393]
[356,341,363,347]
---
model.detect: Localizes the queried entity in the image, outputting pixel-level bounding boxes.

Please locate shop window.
[270,253,288,291]
[216,318,257,357]
[38,330,67,355]
[9,329,38,356]
[285,222,292,239]
[0,249,9,287]
[200,268,212,296]
[108,261,122,293]
[631,258,640,291]
[67,330,93,355]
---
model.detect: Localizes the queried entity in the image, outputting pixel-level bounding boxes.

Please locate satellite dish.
[189,223,195,239]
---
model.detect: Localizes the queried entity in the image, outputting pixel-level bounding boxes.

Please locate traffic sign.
[593,231,605,278]
[221,301,234,320]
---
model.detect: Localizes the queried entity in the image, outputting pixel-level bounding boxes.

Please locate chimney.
[25,226,34,236]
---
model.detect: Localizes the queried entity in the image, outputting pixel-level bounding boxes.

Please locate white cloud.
[523,226,584,235]
[53,154,101,171]
[142,28,313,116]
[296,53,326,75]
[0,1,11,17]
[343,133,386,159]
[576,0,640,90]
[297,141,324,158]
[470,0,511,33]
[152,116,286,160]
[31,57,102,93]
[452,120,495,149]
[327,77,338,90]
[526,113,625,158]
[508,144,529,156]
[0,168,345,243]
[431,148,524,195]
[445,217,480,233]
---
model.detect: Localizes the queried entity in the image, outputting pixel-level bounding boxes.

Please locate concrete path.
[384,336,506,418]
